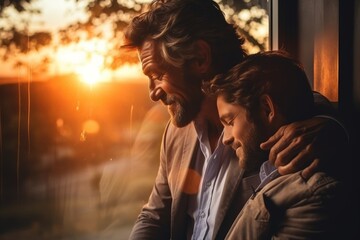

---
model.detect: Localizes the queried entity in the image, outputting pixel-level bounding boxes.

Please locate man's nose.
[149,79,162,101]
[222,128,233,146]
[149,87,164,102]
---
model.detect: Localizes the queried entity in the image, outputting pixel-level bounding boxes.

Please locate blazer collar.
[212,154,244,237]
[171,123,199,239]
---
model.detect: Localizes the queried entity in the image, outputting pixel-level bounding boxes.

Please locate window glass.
[0,1,269,239]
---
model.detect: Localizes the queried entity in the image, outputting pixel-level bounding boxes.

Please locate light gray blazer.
[129,121,260,240]
[225,171,343,240]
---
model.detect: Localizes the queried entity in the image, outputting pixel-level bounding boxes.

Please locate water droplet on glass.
[80,130,87,141]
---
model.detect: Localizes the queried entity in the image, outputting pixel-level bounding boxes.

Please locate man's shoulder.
[162,122,198,151]
[236,172,344,240]
[259,171,341,203]
[164,121,197,139]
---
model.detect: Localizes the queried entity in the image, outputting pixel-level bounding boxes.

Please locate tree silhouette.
[0,0,52,73]
[0,0,268,74]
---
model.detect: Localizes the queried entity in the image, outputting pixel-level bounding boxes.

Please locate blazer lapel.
[172,122,198,200]
[214,153,261,240]
[171,123,199,239]
[212,154,244,239]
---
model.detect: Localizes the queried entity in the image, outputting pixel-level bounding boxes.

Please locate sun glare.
[54,38,145,84]
[75,54,105,86]
[55,38,112,85]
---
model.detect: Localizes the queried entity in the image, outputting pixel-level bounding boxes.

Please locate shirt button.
[200,211,205,218]
[206,182,211,187]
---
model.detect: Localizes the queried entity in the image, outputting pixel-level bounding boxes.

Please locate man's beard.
[238,122,269,172]
[166,94,203,128]
[239,142,268,173]
[166,69,204,128]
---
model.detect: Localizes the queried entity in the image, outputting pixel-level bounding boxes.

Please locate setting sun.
[75,54,106,86]
[54,38,145,84]
[55,38,112,85]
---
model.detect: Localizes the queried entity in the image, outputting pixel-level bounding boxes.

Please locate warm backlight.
[55,39,145,84]
[75,54,105,86]
[55,39,111,85]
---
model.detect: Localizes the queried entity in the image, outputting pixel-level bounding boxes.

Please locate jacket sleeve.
[268,172,345,239]
[128,121,172,240]
[226,172,345,240]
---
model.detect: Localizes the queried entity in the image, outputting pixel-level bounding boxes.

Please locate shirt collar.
[256,160,280,191]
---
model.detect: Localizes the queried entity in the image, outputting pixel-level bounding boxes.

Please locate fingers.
[263,118,334,178]
[263,124,308,165]
[260,125,286,151]
[272,137,304,167]
[273,136,321,179]
[277,142,314,175]
[261,126,288,165]
[300,158,320,180]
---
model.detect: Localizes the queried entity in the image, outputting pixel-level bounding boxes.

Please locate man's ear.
[191,40,211,74]
[260,94,276,124]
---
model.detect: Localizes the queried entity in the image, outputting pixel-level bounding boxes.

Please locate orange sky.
[0,0,268,85]
[0,0,147,84]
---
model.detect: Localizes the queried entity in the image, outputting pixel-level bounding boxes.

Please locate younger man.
[209,51,347,239]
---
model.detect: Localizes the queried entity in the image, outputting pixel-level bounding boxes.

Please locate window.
[0,1,270,239]
[270,0,339,102]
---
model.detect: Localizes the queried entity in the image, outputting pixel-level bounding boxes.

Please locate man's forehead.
[138,39,164,74]
[138,40,157,63]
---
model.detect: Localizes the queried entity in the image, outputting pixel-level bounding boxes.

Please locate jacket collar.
[213,153,244,238]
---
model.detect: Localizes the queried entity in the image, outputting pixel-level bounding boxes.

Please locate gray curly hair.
[122,0,247,79]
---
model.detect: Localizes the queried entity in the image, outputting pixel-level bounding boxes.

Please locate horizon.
[0,0,146,85]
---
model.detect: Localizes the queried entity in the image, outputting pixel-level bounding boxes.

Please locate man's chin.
[168,105,193,128]
[170,117,191,128]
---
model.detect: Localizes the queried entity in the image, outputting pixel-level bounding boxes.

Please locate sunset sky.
[0,0,148,84]
[0,0,268,85]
